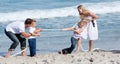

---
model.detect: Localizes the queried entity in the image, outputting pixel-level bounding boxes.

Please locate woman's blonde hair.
[77,5,87,12]
[77,5,87,20]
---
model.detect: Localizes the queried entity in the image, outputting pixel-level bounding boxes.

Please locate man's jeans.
[5,30,26,51]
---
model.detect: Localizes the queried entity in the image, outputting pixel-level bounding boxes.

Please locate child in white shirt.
[28,22,42,57]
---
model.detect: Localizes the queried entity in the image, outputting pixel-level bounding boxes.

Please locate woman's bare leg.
[89,40,93,52]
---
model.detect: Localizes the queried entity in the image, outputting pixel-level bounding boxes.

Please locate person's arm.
[88,11,98,20]
[62,23,79,31]
[62,27,83,34]
[62,27,73,31]
[74,29,83,34]
[19,25,32,38]
[21,32,31,38]
[21,31,40,38]
[29,27,41,36]
[34,28,42,33]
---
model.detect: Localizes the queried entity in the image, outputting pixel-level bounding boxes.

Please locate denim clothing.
[5,29,26,51]
[28,38,36,57]
[69,37,78,53]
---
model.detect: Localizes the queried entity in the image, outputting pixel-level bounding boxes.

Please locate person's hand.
[34,28,42,34]
[31,33,40,36]
[37,28,42,32]
[84,19,90,23]
[61,28,73,31]
[35,34,40,36]
[74,29,82,34]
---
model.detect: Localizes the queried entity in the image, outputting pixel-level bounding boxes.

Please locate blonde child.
[59,20,87,54]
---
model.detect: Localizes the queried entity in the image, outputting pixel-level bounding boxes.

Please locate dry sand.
[0,50,120,64]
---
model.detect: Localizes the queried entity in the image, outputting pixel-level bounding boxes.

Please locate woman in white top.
[77,5,98,51]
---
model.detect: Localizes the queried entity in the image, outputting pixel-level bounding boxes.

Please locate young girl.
[28,21,42,57]
[59,20,87,54]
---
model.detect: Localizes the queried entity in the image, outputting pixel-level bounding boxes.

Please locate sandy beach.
[0,0,120,64]
[0,50,120,64]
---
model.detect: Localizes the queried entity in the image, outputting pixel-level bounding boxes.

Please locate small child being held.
[28,21,42,57]
[59,20,87,54]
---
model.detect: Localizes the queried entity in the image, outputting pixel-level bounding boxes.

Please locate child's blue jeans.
[69,37,78,53]
[28,38,36,57]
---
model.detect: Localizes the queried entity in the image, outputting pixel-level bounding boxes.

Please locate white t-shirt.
[6,21,25,34]
[28,27,36,39]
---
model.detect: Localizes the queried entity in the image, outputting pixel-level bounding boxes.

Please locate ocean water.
[0,0,120,55]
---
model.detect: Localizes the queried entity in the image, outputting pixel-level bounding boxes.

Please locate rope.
[10,29,61,57]
[80,43,101,52]
[43,29,61,31]
[80,44,88,52]
[9,29,101,57]
[11,47,28,57]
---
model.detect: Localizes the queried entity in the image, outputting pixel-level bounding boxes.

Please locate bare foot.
[5,51,12,58]
[21,51,26,56]
[5,54,10,58]
[89,49,93,52]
